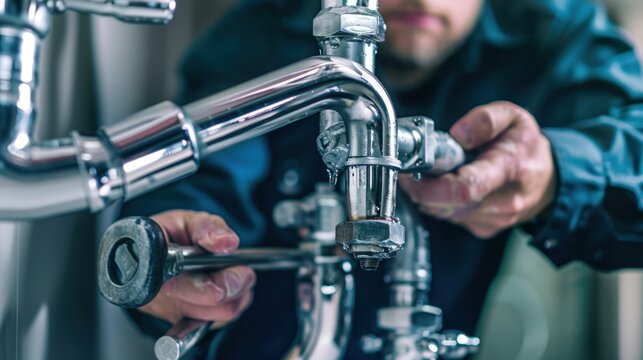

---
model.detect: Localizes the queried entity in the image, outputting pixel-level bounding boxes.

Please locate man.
[122,0,643,358]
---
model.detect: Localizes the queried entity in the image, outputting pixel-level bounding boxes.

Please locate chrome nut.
[378,305,443,333]
[335,220,405,259]
[398,116,436,172]
[313,7,385,41]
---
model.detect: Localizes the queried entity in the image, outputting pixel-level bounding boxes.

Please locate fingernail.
[213,235,238,254]
[196,223,237,251]
[224,271,243,298]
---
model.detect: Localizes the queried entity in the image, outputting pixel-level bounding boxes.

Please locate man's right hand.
[138,210,256,325]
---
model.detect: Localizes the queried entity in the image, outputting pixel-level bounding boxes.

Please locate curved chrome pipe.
[1,56,399,225]
[187,56,397,172]
[187,56,400,220]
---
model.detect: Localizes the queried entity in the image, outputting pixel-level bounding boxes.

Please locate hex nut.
[336,220,405,258]
[313,7,385,41]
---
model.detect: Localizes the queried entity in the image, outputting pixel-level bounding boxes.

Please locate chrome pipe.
[272,185,354,360]
[184,57,401,246]
[185,56,396,162]
[385,194,431,307]
[178,247,309,272]
[0,1,51,37]
[286,260,354,360]
[155,318,212,360]
[1,56,401,230]
[312,0,401,271]
[52,0,176,25]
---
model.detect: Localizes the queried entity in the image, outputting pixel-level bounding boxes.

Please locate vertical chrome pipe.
[314,0,402,271]
[314,0,384,168]
[276,184,354,360]
[287,260,354,360]
[385,194,431,307]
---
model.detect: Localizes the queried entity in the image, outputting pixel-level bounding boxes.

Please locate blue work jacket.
[124,0,643,358]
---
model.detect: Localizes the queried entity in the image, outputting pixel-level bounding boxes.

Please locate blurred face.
[379,0,484,71]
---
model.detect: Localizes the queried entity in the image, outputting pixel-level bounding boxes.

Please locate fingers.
[149,288,254,324]
[163,266,256,306]
[139,266,256,324]
[399,146,518,207]
[152,210,239,254]
[417,186,528,239]
[180,290,254,323]
[449,101,533,149]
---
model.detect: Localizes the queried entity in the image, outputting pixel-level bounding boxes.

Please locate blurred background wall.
[0,0,641,359]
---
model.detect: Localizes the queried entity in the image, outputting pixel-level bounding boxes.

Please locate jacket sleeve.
[523,0,643,270]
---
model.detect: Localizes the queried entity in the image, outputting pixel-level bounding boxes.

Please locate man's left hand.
[399,101,557,238]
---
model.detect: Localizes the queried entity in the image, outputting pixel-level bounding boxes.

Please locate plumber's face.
[379,0,484,68]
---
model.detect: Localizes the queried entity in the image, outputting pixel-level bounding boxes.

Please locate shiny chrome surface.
[0,26,90,218]
[186,56,397,164]
[369,196,480,359]
[287,260,354,360]
[313,0,402,270]
[101,101,200,203]
[154,318,211,360]
[397,116,465,176]
[273,183,346,244]
[315,0,383,171]
[185,56,403,265]
[51,0,176,24]
[177,247,309,272]
[1,55,403,226]
[276,185,354,360]
[0,0,51,36]
[385,194,431,306]
[0,1,178,218]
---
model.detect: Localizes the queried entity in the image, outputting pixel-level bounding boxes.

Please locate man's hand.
[399,101,557,238]
[138,210,256,324]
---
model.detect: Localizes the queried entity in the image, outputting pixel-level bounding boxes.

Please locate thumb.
[450,101,524,149]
